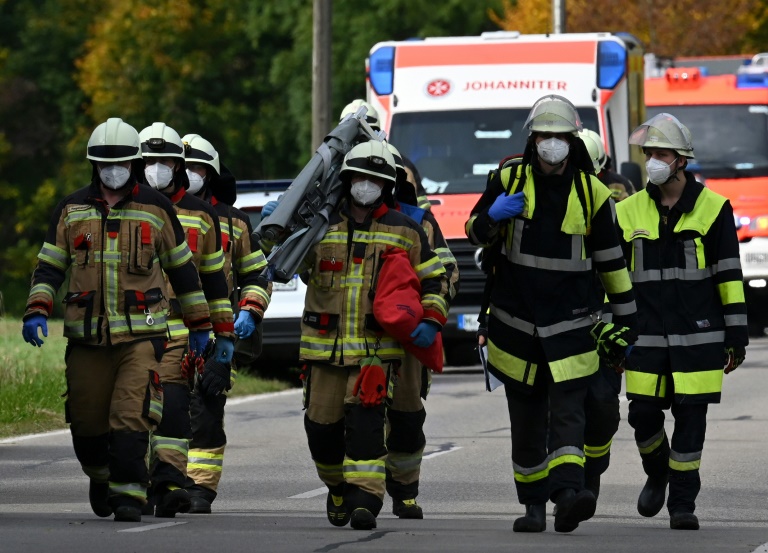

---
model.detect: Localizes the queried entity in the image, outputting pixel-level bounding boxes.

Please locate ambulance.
[366,31,646,363]
[645,57,768,334]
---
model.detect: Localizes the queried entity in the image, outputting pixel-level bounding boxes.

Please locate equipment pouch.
[143,369,164,425]
[62,290,96,340]
[129,221,155,275]
[124,287,165,334]
[302,311,339,336]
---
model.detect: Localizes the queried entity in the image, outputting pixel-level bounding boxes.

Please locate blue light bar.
[597,41,626,89]
[737,72,768,89]
[369,46,395,96]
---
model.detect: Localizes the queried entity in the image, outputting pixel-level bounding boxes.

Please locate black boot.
[326,490,351,527]
[350,508,377,530]
[585,473,601,500]
[554,489,596,533]
[513,504,546,532]
[154,485,191,518]
[670,511,699,530]
[88,480,112,518]
[637,474,668,517]
[111,496,142,523]
[392,498,424,519]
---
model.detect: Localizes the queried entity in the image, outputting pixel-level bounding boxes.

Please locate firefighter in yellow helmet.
[264,140,449,530]
[181,133,272,513]
[466,94,637,533]
[579,128,636,201]
[616,113,747,530]
[22,118,212,522]
[139,122,235,518]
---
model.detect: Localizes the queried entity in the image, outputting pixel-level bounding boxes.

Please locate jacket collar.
[645,171,702,214]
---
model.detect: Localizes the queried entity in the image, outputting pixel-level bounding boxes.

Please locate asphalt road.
[2,339,767,553]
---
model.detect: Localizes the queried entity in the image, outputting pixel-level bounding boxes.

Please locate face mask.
[145,163,174,190]
[536,137,570,165]
[99,165,131,190]
[186,170,205,194]
[646,157,677,185]
[350,179,382,206]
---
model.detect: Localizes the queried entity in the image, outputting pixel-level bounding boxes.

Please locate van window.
[646,105,768,179]
[389,108,599,194]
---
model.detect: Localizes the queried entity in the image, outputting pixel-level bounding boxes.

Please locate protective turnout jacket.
[466,162,637,392]
[209,196,271,320]
[164,187,234,341]
[299,199,449,367]
[615,174,748,404]
[24,181,212,343]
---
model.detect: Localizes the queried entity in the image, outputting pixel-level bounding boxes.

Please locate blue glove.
[22,315,48,347]
[488,191,524,222]
[189,330,211,355]
[234,310,257,338]
[214,337,235,364]
[262,200,279,218]
[410,321,439,348]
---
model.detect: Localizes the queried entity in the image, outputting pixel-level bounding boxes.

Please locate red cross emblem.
[426,79,451,97]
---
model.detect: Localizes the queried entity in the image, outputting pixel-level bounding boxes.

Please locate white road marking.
[0,429,69,445]
[751,543,768,553]
[422,445,463,460]
[118,521,188,533]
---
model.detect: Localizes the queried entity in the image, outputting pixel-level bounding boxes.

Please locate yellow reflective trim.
[548,349,598,383]
[487,339,537,385]
[672,369,723,396]
[637,433,666,455]
[188,463,222,472]
[514,466,549,483]
[718,280,746,305]
[548,453,585,471]
[600,268,633,294]
[584,439,613,458]
[625,369,667,399]
[669,458,701,472]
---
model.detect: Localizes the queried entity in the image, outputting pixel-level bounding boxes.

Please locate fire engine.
[645,55,768,334]
[366,31,646,363]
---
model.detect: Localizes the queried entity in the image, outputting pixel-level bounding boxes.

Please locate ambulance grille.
[446,239,486,306]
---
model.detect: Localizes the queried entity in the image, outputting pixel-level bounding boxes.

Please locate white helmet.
[578,129,607,173]
[139,122,185,160]
[86,118,141,162]
[182,133,220,176]
[523,94,583,136]
[340,99,380,130]
[340,141,396,183]
[629,113,695,158]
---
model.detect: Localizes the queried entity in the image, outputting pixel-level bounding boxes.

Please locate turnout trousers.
[584,364,621,481]
[65,340,162,507]
[303,363,390,516]
[386,353,431,501]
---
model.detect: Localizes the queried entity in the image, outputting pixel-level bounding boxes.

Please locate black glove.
[590,321,638,369]
[724,344,746,374]
[197,358,232,397]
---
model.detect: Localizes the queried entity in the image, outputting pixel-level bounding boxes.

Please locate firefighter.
[465,95,637,533]
[181,133,272,514]
[581,128,637,201]
[616,113,747,530]
[384,142,459,519]
[339,98,381,132]
[263,141,449,530]
[21,118,212,522]
[138,123,235,518]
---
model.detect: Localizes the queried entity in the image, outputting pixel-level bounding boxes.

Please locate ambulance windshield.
[646,105,768,179]
[389,108,599,194]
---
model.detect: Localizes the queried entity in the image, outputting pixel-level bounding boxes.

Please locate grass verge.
[0,318,294,439]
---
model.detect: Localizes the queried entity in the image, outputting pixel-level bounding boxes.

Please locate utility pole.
[552,0,566,34]
[312,0,332,151]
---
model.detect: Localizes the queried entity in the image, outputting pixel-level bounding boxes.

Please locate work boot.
[88,480,112,518]
[141,494,155,516]
[326,491,350,527]
[670,511,699,530]
[350,508,377,530]
[392,498,424,519]
[585,473,601,500]
[512,504,546,533]
[112,497,142,523]
[154,485,191,518]
[553,489,596,533]
[188,495,212,514]
[637,474,668,517]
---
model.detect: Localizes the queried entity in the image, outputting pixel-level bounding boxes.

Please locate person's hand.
[22,315,48,347]
[188,330,211,355]
[590,321,638,372]
[724,344,746,374]
[261,200,279,218]
[488,191,524,222]
[234,311,257,339]
[410,321,439,348]
[352,361,387,407]
[198,359,231,397]
[213,336,235,364]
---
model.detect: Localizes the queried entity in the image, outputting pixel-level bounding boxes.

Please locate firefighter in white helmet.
[139,123,235,518]
[616,113,747,530]
[22,118,212,522]
[579,128,636,201]
[181,133,272,514]
[466,94,637,533]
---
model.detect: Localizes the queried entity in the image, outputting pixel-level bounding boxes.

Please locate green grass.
[0,317,292,439]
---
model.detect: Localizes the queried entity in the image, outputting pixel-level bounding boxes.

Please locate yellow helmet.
[340,141,396,183]
[340,99,380,130]
[578,129,607,172]
[523,94,583,136]
[629,113,695,158]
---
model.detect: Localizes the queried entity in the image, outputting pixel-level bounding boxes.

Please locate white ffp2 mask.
[99,165,131,190]
[646,157,677,185]
[350,180,382,206]
[145,163,174,190]
[186,170,205,194]
[536,137,570,165]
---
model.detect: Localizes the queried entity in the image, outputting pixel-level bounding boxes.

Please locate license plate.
[458,314,480,332]
[273,276,299,292]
